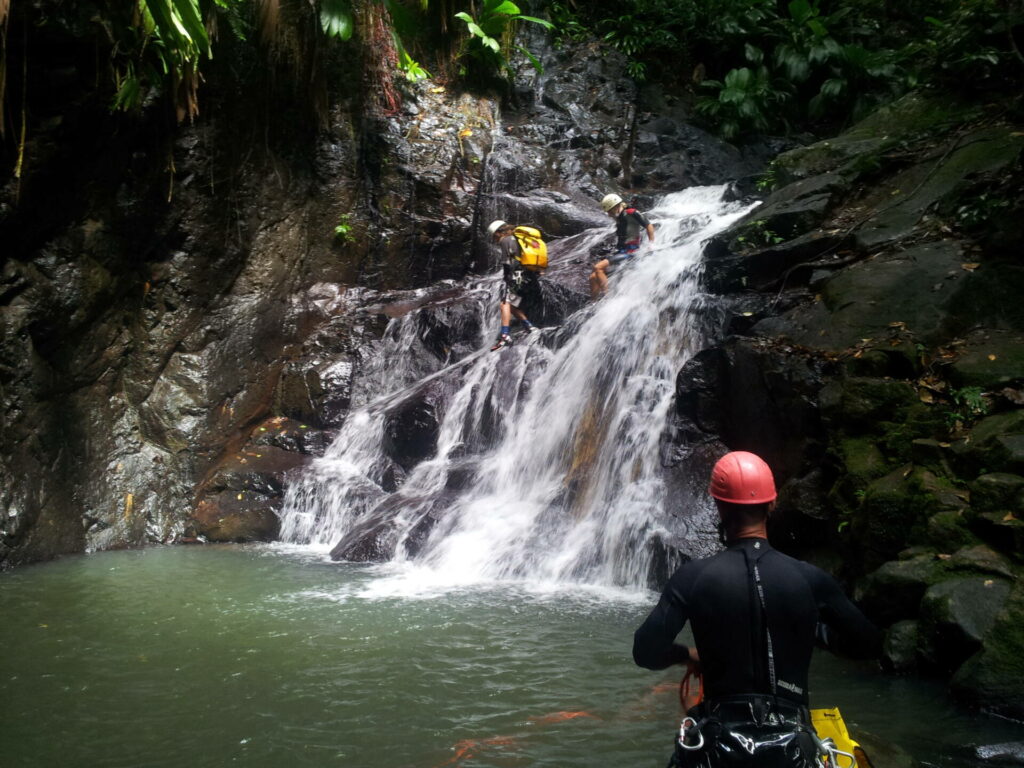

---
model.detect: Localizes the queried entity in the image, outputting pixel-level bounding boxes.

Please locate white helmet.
[487,219,506,237]
[601,193,623,212]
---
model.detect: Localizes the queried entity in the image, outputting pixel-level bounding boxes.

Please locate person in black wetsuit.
[589,193,655,299]
[633,451,881,768]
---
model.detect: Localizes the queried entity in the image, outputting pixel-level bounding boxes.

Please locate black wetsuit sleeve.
[632,577,692,670]
[806,565,881,659]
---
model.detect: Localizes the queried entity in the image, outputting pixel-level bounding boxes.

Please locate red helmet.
[709,451,777,504]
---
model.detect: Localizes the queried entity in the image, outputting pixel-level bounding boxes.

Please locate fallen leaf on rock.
[961,263,980,271]
[988,354,997,361]
[1003,512,1016,522]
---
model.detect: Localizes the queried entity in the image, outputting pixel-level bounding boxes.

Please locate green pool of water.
[1,546,1020,767]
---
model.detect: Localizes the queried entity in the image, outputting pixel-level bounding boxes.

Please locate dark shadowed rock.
[857,553,950,625]
[754,241,976,353]
[919,577,1011,672]
[951,579,1024,721]
[883,619,921,673]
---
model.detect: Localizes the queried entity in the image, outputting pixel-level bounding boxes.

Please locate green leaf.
[488,1,521,15]
[517,44,544,74]
[787,0,813,26]
[806,18,827,38]
[170,0,209,53]
[515,15,555,30]
[820,78,845,97]
[744,43,763,64]
[320,0,354,40]
[724,67,753,89]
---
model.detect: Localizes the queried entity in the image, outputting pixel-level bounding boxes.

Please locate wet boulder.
[383,400,440,473]
[918,577,1011,672]
[329,492,449,562]
[948,330,1024,389]
[190,443,309,542]
[970,473,1024,513]
[952,410,1024,477]
[973,742,1024,765]
[755,241,976,354]
[948,545,1018,581]
[951,579,1024,721]
[856,553,950,625]
[883,619,921,673]
[191,492,279,542]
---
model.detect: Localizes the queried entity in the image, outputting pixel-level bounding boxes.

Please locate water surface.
[3,546,1021,767]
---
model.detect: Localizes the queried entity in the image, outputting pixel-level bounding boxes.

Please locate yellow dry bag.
[811,707,873,768]
[512,226,548,272]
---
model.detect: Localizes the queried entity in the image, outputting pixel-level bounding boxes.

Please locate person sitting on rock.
[589,193,655,299]
[487,219,543,351]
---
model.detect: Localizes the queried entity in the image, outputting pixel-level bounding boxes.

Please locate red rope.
[679,662,704,711]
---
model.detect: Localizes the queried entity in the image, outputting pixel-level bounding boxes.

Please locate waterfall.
[279,186,755,588]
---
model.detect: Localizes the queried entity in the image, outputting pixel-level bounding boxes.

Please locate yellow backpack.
[512,226,548,272]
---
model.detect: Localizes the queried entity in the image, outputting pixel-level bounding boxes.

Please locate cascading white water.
[279,186,755,588]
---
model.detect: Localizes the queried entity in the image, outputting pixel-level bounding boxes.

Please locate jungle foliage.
[0,1,554,131]
[1,1,1021,138]
[551,0,1024,139]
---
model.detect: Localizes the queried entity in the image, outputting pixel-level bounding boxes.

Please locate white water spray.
[279,186,755,588]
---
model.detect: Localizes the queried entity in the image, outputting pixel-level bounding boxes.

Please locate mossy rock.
[772,93,962,184]
[856,553,950,625]
[820,377,919,432]
[926,510,978,552]
[854,128,1024,250]
[970,472,1024,513]
[855,466,949,565]
[952,410,1024,476]
[918,577,1011,672]
[951,579,1024,720]
[948,330,1024,389]
[838,436,890,486]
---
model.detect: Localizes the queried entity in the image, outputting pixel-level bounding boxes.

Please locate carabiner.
[677,716,705,751]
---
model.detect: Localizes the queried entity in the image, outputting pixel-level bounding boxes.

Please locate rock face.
[0,15,766,570]
[681,93,1024,718]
